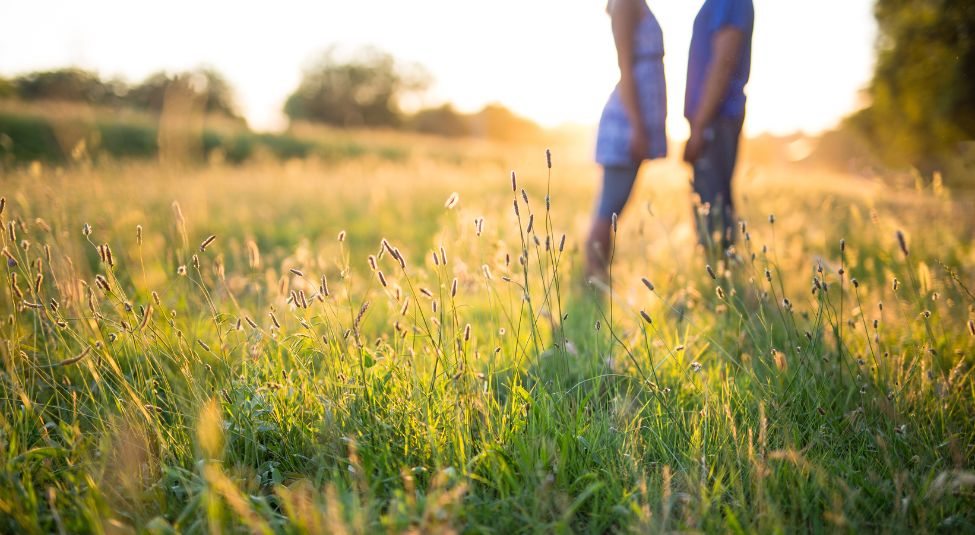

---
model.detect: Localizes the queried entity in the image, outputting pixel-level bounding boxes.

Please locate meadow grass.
[1,144,974,534]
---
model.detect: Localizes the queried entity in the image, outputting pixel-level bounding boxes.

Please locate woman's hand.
[629,127,649,162]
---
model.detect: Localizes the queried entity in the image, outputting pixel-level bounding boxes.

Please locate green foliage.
[0,77,16,99]
[284,46,431,128]
[851,0,975,181]
[0,110,417,166]
[0,151,973,533]
[409,104,471,137]
[4,67,242,121]
[11,67,128,106]
[126,68,243,121]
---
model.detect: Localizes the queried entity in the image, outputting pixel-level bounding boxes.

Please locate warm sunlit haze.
[0,0,875,138]
[2,0,975,533]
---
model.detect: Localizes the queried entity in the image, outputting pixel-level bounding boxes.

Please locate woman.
[588,0,667,280]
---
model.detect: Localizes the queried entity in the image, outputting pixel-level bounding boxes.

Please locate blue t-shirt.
[684,0,754,120]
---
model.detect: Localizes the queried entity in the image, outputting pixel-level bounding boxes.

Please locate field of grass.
[1,139,974,534]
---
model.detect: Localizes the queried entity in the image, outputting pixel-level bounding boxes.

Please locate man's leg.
[691,116,743,253]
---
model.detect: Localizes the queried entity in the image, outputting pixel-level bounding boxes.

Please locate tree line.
[0,46,543,142]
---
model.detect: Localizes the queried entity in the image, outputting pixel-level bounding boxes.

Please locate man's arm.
[684,27,745,162]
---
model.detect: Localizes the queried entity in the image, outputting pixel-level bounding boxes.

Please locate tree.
[850,0,975,177]
[126,68,242,121]
[408,104,471,137]
[468,103,544,142]
[12,68,126,106]
[284,46,430,128]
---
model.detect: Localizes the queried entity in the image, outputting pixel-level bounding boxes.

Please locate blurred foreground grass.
[1,142,974,533]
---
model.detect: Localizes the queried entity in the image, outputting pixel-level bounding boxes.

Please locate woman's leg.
[587,163,641,280]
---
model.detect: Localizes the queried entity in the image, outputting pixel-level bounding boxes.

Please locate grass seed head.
[95,274,110,292]
[177,265,187,276]
[290,268,304,277]
[968,319,974,336]
[337,230,346,242]
[138,304,152,330]
[706,264,717,280]
[377,271,387,287]
[136,225,142,245]
[545,148,552,169]
[510,171,517,192]
[641,278,655,291]
[640,310,652,324]
[451,277,458,297]
[896,230,909,257]
[445,192,459,209]
[199,235,216,252]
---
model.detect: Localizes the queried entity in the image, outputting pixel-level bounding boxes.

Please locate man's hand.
[683,127,706,163]
[629,127,649,162]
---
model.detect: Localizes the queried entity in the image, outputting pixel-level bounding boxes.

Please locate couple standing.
[587,0,754,279]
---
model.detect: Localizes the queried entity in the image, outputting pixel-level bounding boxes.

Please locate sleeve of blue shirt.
[708,0,754,33]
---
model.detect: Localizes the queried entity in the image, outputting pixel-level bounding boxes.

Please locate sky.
[0,1,877,138]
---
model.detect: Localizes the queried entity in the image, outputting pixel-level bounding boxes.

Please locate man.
[683,0,754,252]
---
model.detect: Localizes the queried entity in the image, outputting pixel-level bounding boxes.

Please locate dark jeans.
[692,115,743,251]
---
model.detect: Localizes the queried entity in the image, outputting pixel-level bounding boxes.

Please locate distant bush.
[127,68,243,122]
[409,104,471,138]
[284,46,431,128]
[0,108,411,167]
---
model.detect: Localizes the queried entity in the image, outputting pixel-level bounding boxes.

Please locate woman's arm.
[609,0,648,161]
